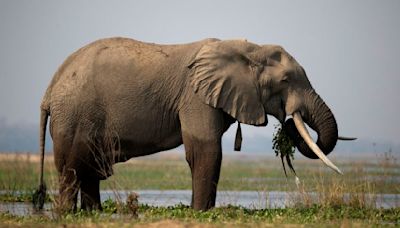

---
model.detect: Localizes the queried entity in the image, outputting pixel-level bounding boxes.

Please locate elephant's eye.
[281,76,289,83]
[282,71,294,83]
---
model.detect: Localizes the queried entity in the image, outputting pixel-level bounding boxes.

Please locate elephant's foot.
[56,168,79,213]
[184,135,222,211]
[80,178,102,211]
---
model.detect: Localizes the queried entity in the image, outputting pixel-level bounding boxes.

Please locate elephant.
[35,37,354,212]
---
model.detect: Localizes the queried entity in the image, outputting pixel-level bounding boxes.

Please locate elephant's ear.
[189,41,266,125]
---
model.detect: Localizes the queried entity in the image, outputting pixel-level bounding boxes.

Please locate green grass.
[1,203,399,227]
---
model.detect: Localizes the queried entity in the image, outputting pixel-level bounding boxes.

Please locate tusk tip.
[338,136,357,141]
[336,169,344,175]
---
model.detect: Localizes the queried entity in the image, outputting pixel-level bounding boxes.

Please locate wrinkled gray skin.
[38,38,338,211]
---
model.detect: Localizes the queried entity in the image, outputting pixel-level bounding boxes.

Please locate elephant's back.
[46,37,211,98]
[47,37,160,88]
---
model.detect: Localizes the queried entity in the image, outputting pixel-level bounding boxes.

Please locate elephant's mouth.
[279,99,286,124]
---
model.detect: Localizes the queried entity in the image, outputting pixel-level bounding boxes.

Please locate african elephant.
[35,37,352,212]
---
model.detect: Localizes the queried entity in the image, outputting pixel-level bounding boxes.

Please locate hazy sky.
[0,1,399,144]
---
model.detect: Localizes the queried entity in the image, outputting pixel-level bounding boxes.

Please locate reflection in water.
[1,190,399,217]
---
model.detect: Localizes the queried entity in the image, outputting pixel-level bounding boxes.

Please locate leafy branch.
[272,124,297,178]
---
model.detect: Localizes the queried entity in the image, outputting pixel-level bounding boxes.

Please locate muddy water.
[1,190,399,216]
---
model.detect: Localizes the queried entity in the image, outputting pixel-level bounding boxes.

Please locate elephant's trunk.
[284,90,338,159]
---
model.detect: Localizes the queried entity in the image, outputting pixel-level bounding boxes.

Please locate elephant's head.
[189,39,351,173]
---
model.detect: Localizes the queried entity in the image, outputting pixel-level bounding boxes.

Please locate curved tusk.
[292,112,343,175]
[338,136,357,141]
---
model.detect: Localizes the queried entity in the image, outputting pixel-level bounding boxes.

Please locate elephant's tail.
[33,108,49,210]
[39,108,49,191]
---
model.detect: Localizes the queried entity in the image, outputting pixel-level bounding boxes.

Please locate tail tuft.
[32,182,47,210]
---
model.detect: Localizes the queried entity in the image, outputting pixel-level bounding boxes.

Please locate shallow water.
[100,190,400,209]
[1,190,399,217]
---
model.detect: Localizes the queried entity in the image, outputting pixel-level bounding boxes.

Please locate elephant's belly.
[114,122,183,162]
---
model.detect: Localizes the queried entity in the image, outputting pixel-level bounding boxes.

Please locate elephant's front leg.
[179,100,226,211]
[183,135,222,210]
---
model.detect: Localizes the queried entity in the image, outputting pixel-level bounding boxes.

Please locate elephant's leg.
[72,137,105,211]
[58,166,79,212]
[179,99,226,211]
[53,133,79,212]
[80,178,102,211]
[183,135,222,210]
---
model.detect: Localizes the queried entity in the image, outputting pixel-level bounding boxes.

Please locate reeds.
[290,151,399,210]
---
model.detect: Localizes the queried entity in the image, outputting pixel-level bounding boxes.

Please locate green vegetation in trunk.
[272,124,295,159]
[272,124,296,177]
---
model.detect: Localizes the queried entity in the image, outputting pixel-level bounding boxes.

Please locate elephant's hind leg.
[73,139,107,211]
[57,166,79,213]
[53,134,79,213]
[81,178,101,211]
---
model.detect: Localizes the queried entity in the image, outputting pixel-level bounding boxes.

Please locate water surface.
[1,190,399,217]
